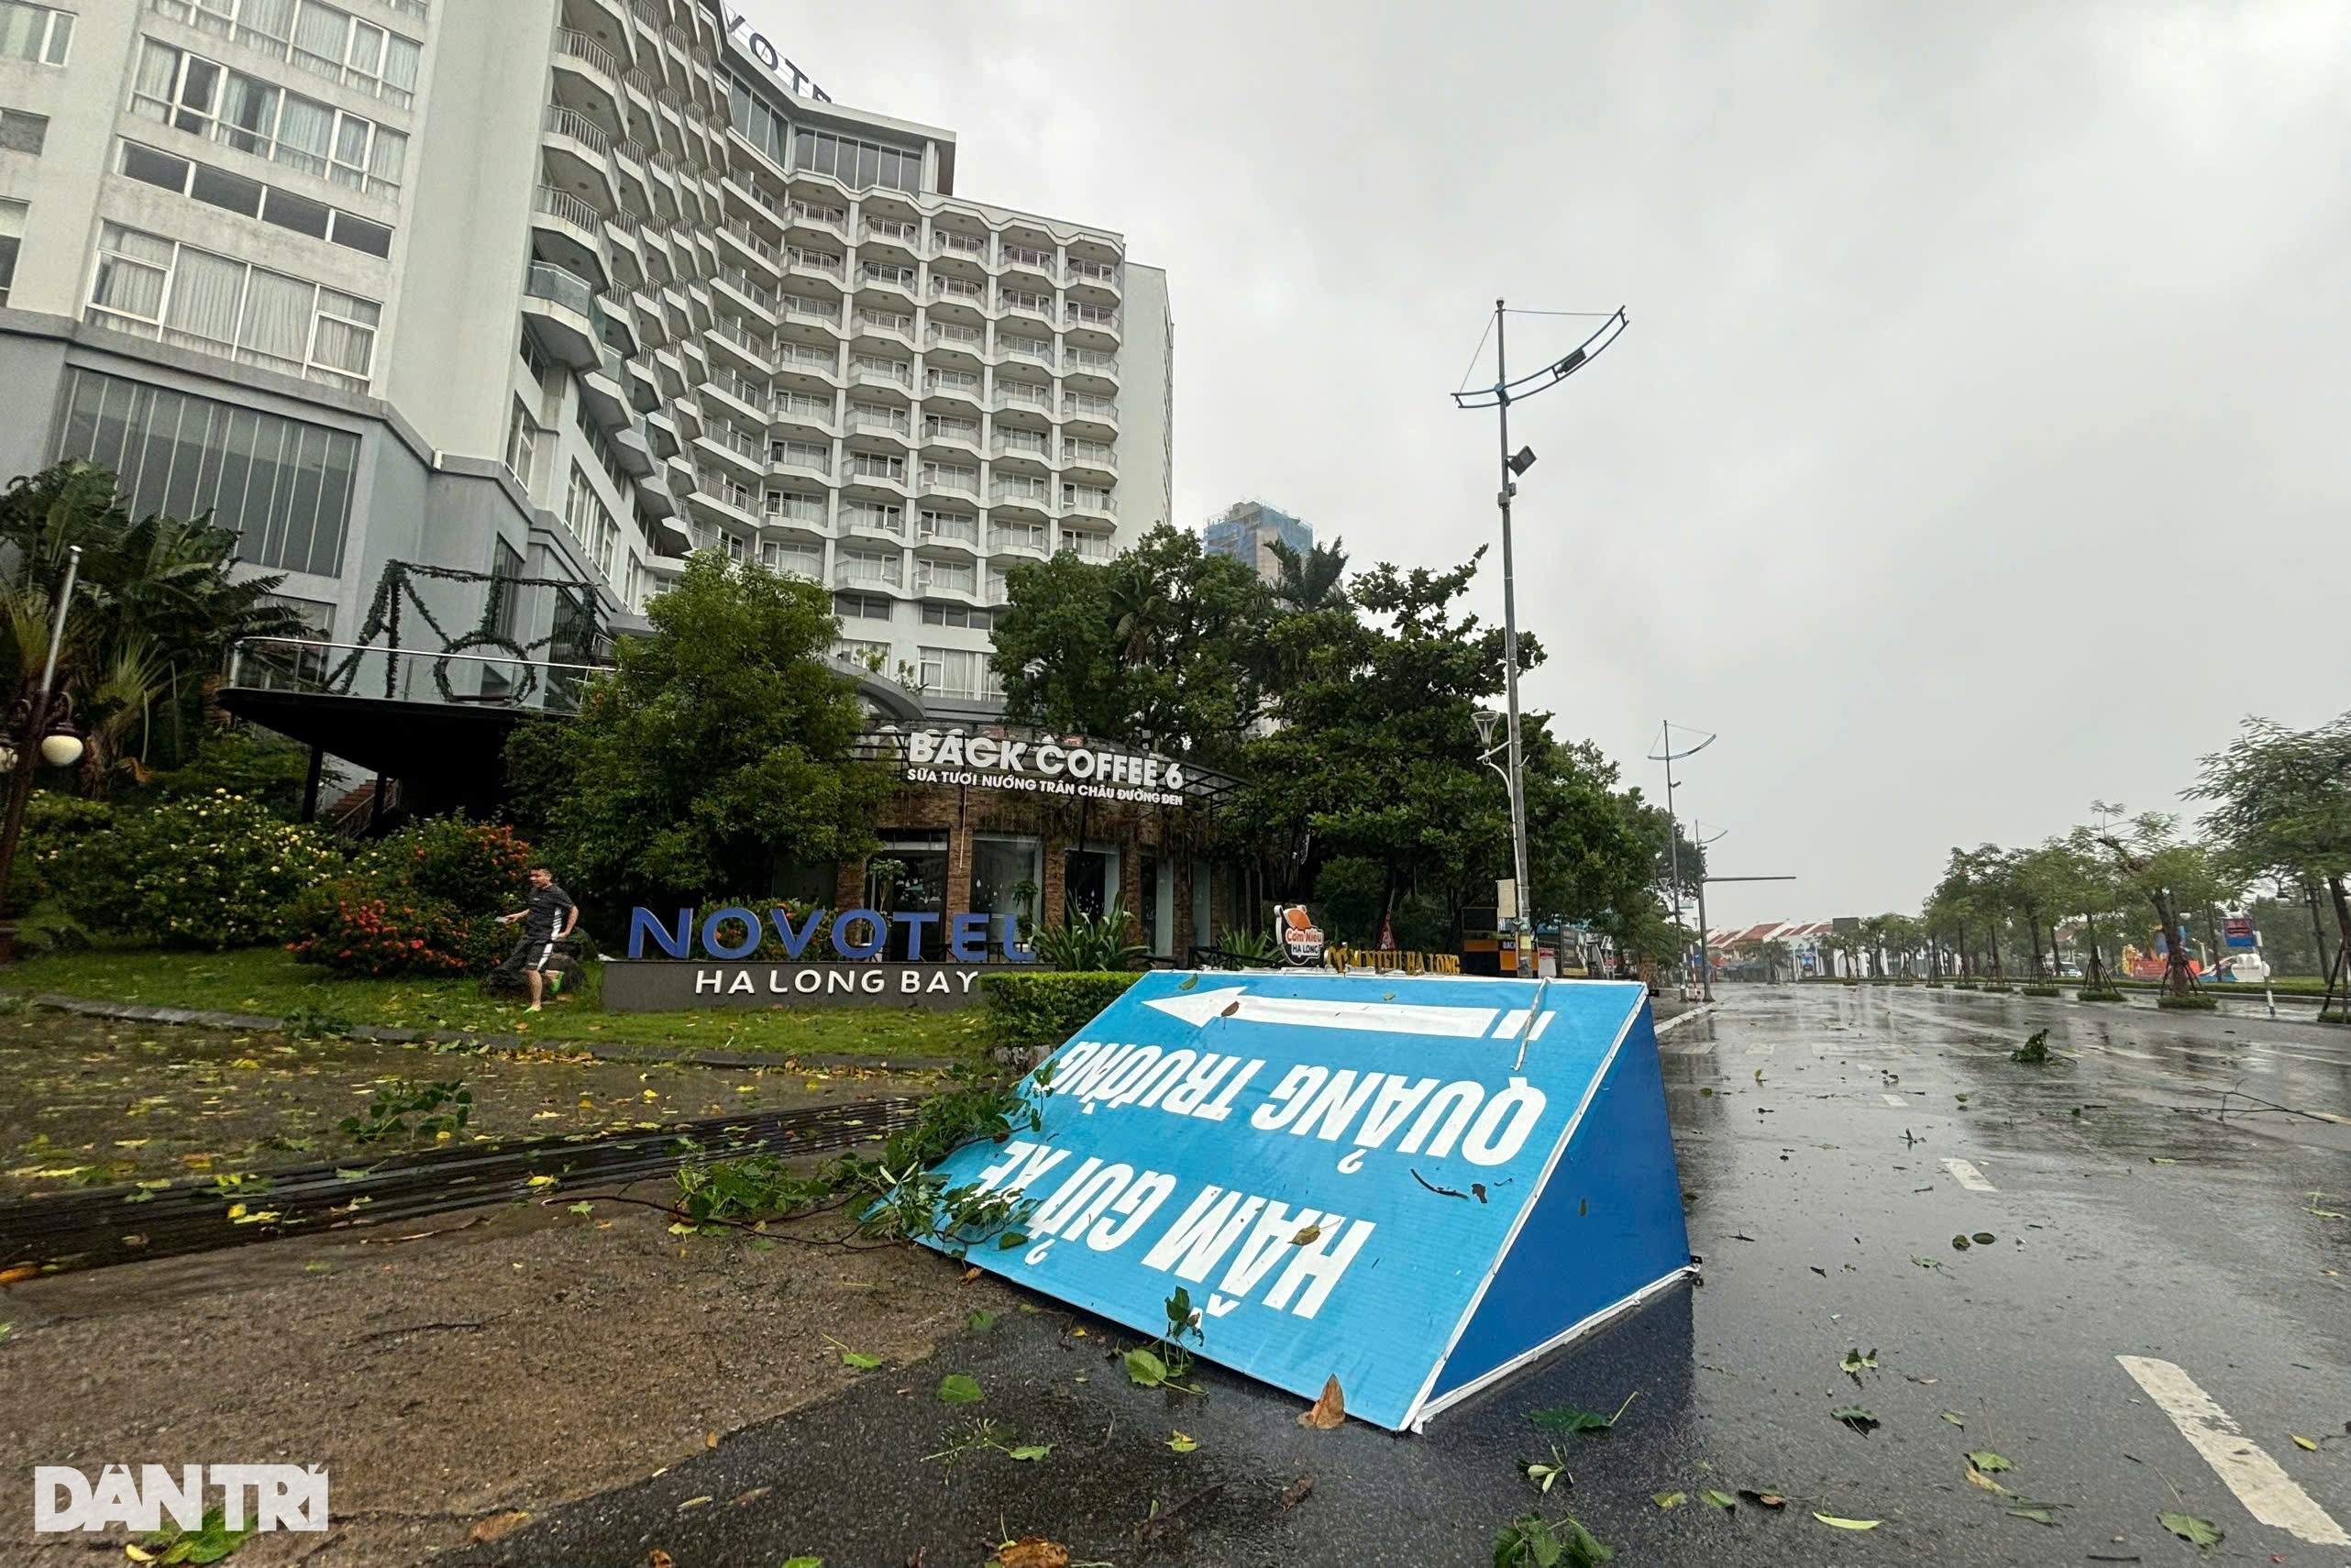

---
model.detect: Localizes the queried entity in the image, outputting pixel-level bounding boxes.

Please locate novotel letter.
[626,904,1035,963]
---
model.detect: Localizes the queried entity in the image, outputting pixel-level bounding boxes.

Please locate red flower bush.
[286,819,531,977]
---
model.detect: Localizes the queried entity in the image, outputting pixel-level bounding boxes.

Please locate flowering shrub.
[354,816,532,913]
[45,790,337,949]
[286,880,503,977]
[287,818,531,977]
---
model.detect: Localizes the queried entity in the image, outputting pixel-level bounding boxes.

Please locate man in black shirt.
[496,867,578,1012]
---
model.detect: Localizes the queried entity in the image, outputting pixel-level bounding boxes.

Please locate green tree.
[991,525,1271,765]
[1266,536,1351,611]
[2091,809,2237,996]
[0,459,306,790]
[509,554,889,908]
[2189,713,2351,980]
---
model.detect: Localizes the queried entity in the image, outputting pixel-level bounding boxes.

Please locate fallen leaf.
[1298,1374,1345,1429]
[526,1174,557,1188]
[1967,1450,2012,1473]
[1007,1444,1052,1461]
[961,1266,982,1283]
[678,1495,712,1509]
[781,1559,822,1568]
[1940,1409,1966,1427]
[1738,1487,1788,1508]
[1813,1513,1882,1529]
[1652,1491,1688,1510]
[990,1537,1070,1568]
[2005,1504,2057,1525]
[1970,1231,1995,1244]
[1280,1474,1315,1510]
[1951,1234,1972,1251]
[1124,1347,1170,1388]
[1702,1488,1738,1511]
[1831,1405,1880,1433]
[1292,1223,1322,1245]
[968,1309,999,1332]
[2158,1511,2223,1549]
[1839,1347,1878,1375]
[703,1431,719,1449]
[647,1553,674,1568]
[1167,1431,1197,1453]
[567,1201,595,1216]
[2290,1433,2318,1451]
[840,1350,884,1369]
[1965,1465,2012,1496]
[936,1374,983,1404]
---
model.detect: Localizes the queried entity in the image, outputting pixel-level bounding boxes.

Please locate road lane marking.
[1940,1157,1996,1191]
[1745,1043,1774,1056]
[1882,1093,1908,1107]
[2115,1356,2350,1546]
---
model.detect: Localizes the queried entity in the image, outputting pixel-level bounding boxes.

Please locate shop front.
[798,724,1252,964]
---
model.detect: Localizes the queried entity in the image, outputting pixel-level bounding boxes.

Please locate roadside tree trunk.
[2025,909,2045,977]
[2147,889,2193,996]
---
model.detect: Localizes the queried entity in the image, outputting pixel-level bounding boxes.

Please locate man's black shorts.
[507,935,562,972]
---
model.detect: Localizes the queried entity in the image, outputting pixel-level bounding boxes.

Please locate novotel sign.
[606,903,1032,1012]
[878,728,1190,808]
[723,7,830,102]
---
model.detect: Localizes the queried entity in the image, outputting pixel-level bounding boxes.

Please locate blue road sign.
[922,970,1693,1430]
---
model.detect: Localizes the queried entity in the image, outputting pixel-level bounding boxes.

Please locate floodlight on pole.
[1451,303,1628,977]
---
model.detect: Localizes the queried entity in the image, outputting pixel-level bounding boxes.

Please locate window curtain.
[0,6,41,61]
[273,93,332,173]
[366,126,403,188]
[381,35,418,95]
[163,247,247,351]
[217,71,279,154]
[331,114,369,185]
[93,227,173,321]
[242,0,296,44]
[238,269,314,372]
[133,39,179,114]
[345,20,381,76]
[291,1,346,65]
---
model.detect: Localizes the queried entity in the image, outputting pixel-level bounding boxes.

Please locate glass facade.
[793,129,921,193]
[56,368,359,577]
[970,835,1042,931]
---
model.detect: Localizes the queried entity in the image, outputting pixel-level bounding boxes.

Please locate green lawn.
[7,944,988,1061]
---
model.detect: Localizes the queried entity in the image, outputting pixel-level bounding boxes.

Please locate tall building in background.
[0,0,1170,728]
[1202,498,1312,583]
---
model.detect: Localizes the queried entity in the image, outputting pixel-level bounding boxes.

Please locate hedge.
[980,970,1146,1051]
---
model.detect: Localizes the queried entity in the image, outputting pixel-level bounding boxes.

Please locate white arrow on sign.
[1144,986,1507,1039]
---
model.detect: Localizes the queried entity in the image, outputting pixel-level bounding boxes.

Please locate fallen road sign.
[920,970,1694,1430]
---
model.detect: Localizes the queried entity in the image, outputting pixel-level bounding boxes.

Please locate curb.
[16,991,953,1075]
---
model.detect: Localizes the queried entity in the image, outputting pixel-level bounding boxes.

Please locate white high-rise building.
[0,0,1171,733]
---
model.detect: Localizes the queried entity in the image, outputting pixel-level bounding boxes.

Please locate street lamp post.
[1474,707,1528,969]
[1451,303,1628,978]
[1648,721,1715,991]
[0,546,89,962]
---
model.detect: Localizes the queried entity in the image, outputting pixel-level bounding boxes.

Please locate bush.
[146,731,315,818]
[1981,982,2014,993]
[2156,992,2218,1010]
[1311,856,1385,945]
[355,815,531,912]
[5,791,117,917]
[980,970,1146,1051]
[46,790,337,948]
[2077,987,2125,1002]
[2020,983,2060,997]
[287,878,506,977]
[1034,900,1146,972]
[288,817,533,977]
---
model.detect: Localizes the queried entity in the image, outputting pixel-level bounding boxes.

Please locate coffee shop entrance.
[783,725,1252,962]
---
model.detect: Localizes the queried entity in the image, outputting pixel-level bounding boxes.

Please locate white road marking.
[1940,1157,1996,1191]
[1882,1093,1908,1107]
[1745,1043,1774,1057]
[2115,1356,2350,1545]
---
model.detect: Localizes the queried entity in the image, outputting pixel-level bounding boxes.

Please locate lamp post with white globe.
[0,545,87,961]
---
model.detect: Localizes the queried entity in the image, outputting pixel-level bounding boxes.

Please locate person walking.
[496,867,578,1012]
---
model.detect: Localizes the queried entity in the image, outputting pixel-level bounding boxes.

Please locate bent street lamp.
[1452,304,1628,976]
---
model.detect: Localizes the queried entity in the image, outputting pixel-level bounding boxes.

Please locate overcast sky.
[741,0,2351,926]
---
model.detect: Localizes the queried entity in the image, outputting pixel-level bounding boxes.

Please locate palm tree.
[1105,555,1170,666]
[1266,538,1350,611]
[0,460,307,791]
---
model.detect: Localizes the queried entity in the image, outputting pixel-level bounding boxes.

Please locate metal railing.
[1064,302,1120,332]
[772,390,836,425]
[865,215,918,244]
[927,323,984,352]
[554,28,622,79]
[1063,439,1117,470]
[711,316,775,360]
[1063,347,1120,377]
[1000,243,1054,273]
[933,229,988,259]
[775,342,840,376]
[226,638,603,715]
[1065,257,1120,288]
[534,183,602,233]
[542,104,613,157]
[1063,392,1119,422]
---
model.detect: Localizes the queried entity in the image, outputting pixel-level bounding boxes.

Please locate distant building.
[1203,500,1312,584]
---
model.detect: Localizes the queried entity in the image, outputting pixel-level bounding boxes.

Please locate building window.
[88,222,380,391]
[833,635,889,671]
[921,602,989,630]
[833,591,891,622]
[0,197,21,307]
[56,368,358,576]
[504,399,539,491]
[914,558,975,596]
[916,645,988,699]
[288,0,422,106]
[760,539,822,580]
[116,140,397,257]
[562,462,618,578]
[0,2,72,64]
[723,72,789,169]
[0,106,46,155]
[835,548,899,589]
[131,39,408,194]
[793,128,919,193]
[971,835,1042,928]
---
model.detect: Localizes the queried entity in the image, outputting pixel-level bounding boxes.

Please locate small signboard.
[922,971,1692,1430]
[2223,910,2257,949]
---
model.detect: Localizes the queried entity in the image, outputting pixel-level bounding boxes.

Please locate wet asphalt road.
[436,987,2351,1568]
